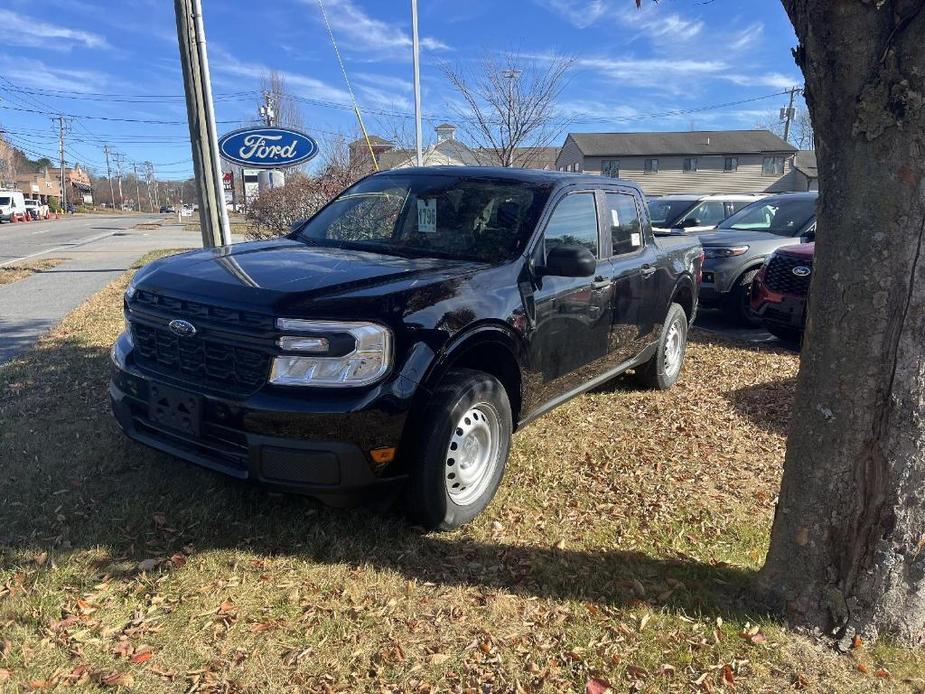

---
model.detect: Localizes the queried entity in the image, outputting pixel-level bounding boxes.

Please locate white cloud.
[730,22,765,51]
[533,0,608,29]
[576,55,729,91]
[0,9,109,50]
[724,72,800,90]
[635,13,704,42]
[209,45,353,105]
[300,0,449,57]
[0,55,108,92]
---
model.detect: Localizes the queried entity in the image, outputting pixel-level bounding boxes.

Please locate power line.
[0,102,240,125]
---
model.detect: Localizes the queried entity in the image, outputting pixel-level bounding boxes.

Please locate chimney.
[435,123,456,143]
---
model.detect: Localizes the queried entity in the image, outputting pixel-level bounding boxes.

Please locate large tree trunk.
[759,0,925,646]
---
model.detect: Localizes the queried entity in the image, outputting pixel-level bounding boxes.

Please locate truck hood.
[135,240,484,308]
[700,229,796,246]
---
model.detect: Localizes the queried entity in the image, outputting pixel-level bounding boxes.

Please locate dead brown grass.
[0,258,66,286]
[0,256,923,692]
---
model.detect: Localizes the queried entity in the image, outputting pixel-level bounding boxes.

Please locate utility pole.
[113,152,125,210]
[103,145,116,209]
[56,116,69,211]
[132,162,142,212]
[174,0,230,247]
[411,0,423,167]
[781,86,801,145]
[259,91,276,127]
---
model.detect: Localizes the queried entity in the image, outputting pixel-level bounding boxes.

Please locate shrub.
[47,195,60,213]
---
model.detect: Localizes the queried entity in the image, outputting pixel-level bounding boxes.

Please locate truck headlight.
[270,319,393,387]
[703,245,749,259]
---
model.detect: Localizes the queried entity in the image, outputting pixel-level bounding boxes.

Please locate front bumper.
[750,275,806,329]
[110,333,412,496]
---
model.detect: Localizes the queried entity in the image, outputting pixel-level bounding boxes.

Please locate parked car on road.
[0,190,27,223]
[111,167,703,529]
[24,198,49,220]
[750,242,814,343]
[647,193,765,234]
[699,192,817,324]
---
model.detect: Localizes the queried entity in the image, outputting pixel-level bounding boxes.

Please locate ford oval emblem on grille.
[792,265,812,277]
[168,319,197,337]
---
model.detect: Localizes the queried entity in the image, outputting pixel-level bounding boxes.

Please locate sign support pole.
[411,0,424,167]
[175,0,230,248]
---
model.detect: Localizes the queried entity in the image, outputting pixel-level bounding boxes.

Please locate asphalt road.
[0,213,205,363]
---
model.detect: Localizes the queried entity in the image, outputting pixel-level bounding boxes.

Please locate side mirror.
[680,218,700,229]
[539,245,597,278]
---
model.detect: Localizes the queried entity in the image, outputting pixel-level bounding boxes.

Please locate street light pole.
[411,0,423,167]
[174,0,230,247]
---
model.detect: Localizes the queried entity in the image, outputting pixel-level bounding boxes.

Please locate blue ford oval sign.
[218,127,319,168]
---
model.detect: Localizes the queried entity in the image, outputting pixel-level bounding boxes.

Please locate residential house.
[772,150,817,192]
[350,123,560,172]
[555,130,799,195]
[46,163,93,204]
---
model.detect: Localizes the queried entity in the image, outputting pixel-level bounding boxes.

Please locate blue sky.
[0,0,801,181]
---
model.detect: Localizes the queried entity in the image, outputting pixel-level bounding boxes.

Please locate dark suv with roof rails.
[110,167,702,529]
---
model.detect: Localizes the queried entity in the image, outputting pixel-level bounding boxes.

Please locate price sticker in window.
[611,209,620,227]
[417,198,437,233]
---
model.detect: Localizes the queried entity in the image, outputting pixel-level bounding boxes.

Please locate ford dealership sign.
[218,127,319,168]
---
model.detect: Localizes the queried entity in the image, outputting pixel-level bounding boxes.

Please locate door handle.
[641,264,657,279]
[592,278,611,290]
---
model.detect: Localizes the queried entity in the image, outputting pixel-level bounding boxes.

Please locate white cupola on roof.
[435,123,457,142]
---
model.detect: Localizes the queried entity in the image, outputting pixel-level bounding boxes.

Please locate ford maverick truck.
[111,167,702,529]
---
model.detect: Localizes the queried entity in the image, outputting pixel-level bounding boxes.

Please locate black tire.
[403,369,512,530]
[635,302,689,390]
[728,268,763,327]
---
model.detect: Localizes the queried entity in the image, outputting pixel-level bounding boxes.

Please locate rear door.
[600,189,661,365]
[528,190,613,403]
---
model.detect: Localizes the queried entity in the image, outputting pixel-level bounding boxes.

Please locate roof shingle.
[566,129,797,157]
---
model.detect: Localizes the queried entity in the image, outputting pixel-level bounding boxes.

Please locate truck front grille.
[132,323,270,395]
[764,253,813,296]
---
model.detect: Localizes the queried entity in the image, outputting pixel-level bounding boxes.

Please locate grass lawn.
[0,258,66,287]
[1,253,923,692]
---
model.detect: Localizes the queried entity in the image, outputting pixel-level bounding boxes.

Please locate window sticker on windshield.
[417,198,437,233]
[630,232,641,247]
[611,209,620,227]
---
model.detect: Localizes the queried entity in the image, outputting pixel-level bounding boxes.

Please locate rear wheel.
[636,302,688,390]
[403,369,512,530]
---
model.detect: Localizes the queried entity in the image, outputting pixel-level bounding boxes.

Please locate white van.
[0,190,26,223]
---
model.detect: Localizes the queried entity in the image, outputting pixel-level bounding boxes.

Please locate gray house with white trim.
[555,130,800,195]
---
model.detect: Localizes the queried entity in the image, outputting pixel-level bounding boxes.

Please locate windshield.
[0,197,10,206]
[295,173,552,263]
[647,199,697,227]
[719,196,817,236]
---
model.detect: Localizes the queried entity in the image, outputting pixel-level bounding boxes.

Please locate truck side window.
[544,193,599,257]
[605,193,642,256]
[681,200,726,227]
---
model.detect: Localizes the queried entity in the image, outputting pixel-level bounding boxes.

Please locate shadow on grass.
[0,337,772,625]
[725,378,796,438]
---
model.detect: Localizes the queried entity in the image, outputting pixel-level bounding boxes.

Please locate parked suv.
[110,168,702,529]
[699,192,817,324]
[750,242,814,343]
[24,198,49,220]
[647,193,765,234]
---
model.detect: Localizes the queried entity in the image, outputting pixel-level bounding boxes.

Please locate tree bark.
[759,0,925,646]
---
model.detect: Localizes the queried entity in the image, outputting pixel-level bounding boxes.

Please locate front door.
[526,191,612,409]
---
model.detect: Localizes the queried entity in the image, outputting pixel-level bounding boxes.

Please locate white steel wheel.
[663,318,684,379]
[444,402,501,506]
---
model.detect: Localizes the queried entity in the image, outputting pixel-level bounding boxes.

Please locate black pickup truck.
[111,168,702,529]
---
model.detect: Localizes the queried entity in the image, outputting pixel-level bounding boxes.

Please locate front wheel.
[403,369,512,530]
[728,269,762,326]
[635,302,689,390]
